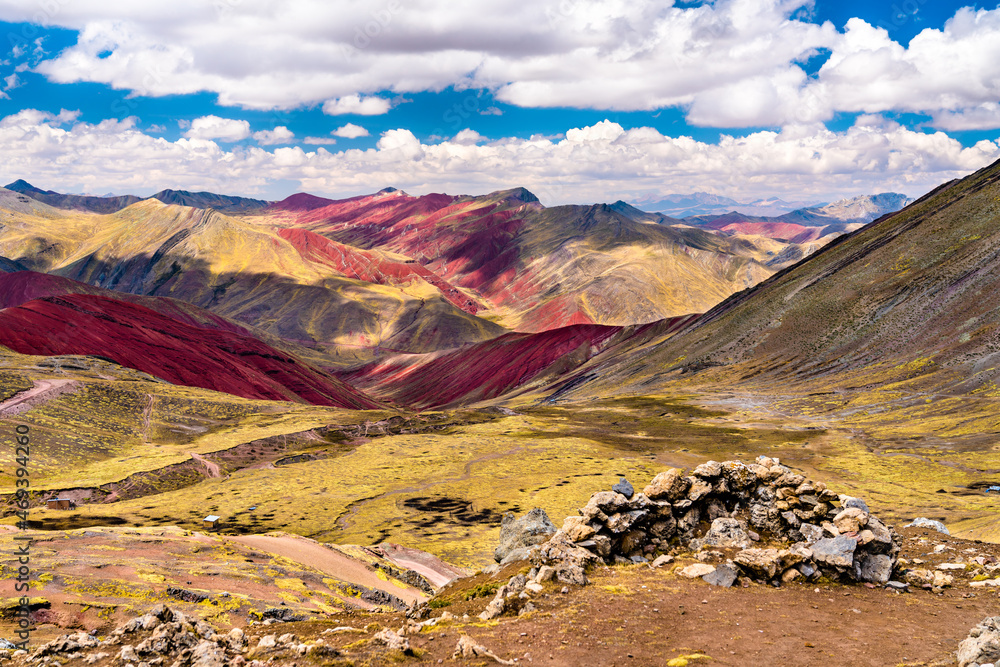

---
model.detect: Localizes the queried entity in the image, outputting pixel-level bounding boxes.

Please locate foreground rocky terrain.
[2,460,998,666]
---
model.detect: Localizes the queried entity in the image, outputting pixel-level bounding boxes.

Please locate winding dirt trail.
[141,394,155,443]
[188,452,221,478]
[228,533,426,606]
[0,379,81,417]
[378,542,468,589]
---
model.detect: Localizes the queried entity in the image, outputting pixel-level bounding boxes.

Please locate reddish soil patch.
[0,292,382,408]
[305,526,1000,666]
[1,527,994,665]
[278,228,480,313]
[337,323,624,409]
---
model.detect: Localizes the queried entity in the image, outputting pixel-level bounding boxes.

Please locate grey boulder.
[905,517,949,535]
[841,496,871,513]
[692,517,752,550]
[958,616,1000,667]
[855,552,893,584]
[703,563,738,587]
[612,477,635,499]
[494,509,557,563]
[811,536,857,569]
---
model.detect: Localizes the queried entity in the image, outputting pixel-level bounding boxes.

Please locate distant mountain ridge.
[151,188,270,212]
[0,179,856,339]
[636,191,911,222]
[637,191,826,217]
[669,192,914,244]
[4,179,268,214]
[802,192,913,224]
[5,178,143,214]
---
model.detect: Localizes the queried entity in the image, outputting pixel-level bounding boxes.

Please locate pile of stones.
[541,456,901,586]
[12,605,285,667]
[958,616,1000,667]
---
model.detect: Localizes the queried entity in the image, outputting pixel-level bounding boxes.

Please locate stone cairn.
[531,456,901,588]
[11,605,268,667]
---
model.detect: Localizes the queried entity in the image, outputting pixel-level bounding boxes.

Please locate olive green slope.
[0,346,394,494]
[497,203,779,330]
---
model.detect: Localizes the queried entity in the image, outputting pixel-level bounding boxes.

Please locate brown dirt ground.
[5,526,996,666]
[338,526,998,667]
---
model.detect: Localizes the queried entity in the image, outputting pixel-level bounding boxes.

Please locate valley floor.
[2,391,999,665]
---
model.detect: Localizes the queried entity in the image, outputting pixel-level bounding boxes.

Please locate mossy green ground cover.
[5,355,998,567]
[41,397,828,567]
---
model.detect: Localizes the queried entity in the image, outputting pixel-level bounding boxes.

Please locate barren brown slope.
[549,158,1000,400]
[518,160,1000,542]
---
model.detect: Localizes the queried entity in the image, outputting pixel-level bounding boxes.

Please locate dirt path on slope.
[228,534,427,606]
[188,452,221,478]
[379,542,468,589]
[0,379,81,417]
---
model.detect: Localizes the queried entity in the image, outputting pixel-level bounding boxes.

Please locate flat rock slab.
[905,518,949,535]
[612,478,635,499]
[811,536,857,568]
[678,563,716,578]
[703,563,738,587]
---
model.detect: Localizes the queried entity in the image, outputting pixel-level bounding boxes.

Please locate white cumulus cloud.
[252,126,295,145]
[932,104,1000,132]
[332,123,369,138]
[451,129,484,145]
[4,0,996,128]
[1,111,997,205]
[322,95,392,116]
[184,115,250,141]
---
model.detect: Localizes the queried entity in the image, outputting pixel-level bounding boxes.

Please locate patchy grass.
[0,363,395,492]
[29,399,833,568]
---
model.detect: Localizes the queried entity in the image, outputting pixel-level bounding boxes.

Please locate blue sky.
[0,0,998,205]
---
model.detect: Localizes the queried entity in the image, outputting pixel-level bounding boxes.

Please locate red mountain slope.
[0,286,382,409]
[712,220,815,241]
[270,192,340,212]
[277,228,482,313]
[0,271,252,336]
[272,189,777,333]
[336,315,700,410]
[272,191,529,296]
